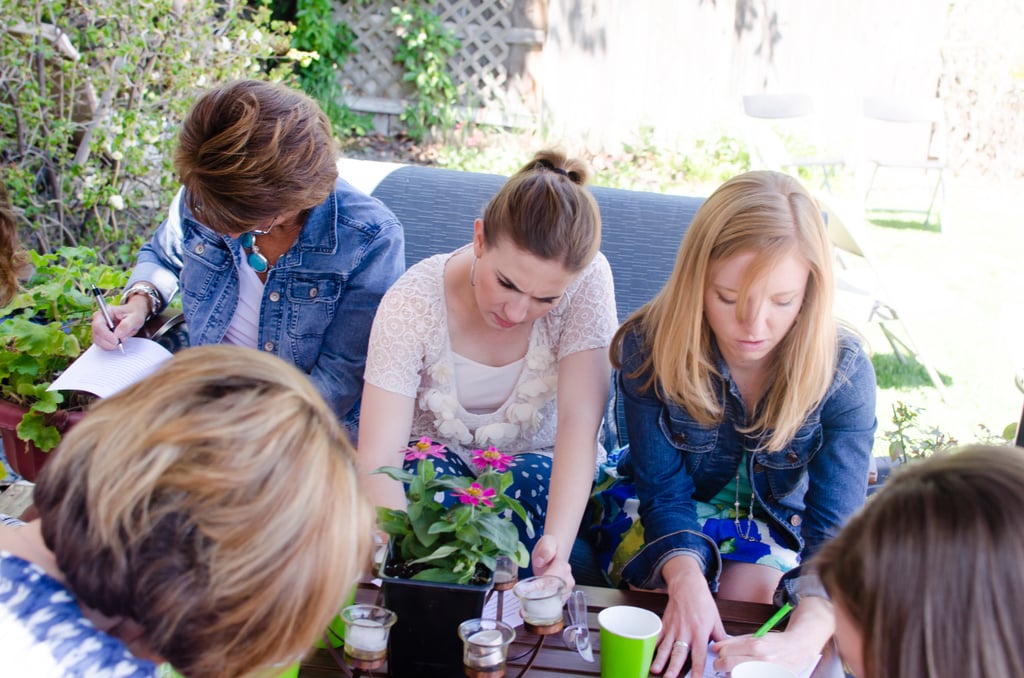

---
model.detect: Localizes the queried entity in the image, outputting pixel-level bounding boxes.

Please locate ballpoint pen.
[91,284,125,355]
[753,602,793,638]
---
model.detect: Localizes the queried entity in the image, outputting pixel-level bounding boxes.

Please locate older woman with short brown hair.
[92,80,405,439]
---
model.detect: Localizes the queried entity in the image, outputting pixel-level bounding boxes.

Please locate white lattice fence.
[336,0,543,132]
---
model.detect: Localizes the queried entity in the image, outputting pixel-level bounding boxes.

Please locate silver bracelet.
[120,282,163,321]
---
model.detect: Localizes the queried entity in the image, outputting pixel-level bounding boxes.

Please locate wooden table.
[299,582,843,677]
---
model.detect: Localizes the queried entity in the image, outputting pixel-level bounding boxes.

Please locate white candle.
[493,570,515,584]
[521,594,563,624]
[494,556,517,584]
[466,629,506,668]
[345,619,388,658]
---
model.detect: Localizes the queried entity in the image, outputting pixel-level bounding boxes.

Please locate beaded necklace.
[734,453,758,542]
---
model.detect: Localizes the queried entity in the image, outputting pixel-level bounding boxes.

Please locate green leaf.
[475,514,520,555]
[409,544,460,564]
[427,519,457,534]
[410,567,468,584]
[17,413,60,452]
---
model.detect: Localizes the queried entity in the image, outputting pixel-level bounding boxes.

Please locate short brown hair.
[34,345,373,678]
[174,79,339,234]
[481,149,601,272]
[816,445,1024,678]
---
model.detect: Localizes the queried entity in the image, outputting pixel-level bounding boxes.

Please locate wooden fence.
[337,0,544,133]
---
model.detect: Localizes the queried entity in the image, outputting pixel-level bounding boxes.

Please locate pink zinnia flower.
[404,437,446,462]
[454,483,496,508]
[470,446,515,472]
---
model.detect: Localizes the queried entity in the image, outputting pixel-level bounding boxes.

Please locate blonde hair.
[612,171,835,452]
[817,445,1024,678]
[481,149,601,272]
[34,345,373,678]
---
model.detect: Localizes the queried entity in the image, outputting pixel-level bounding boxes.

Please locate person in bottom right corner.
[815,444,1024,678]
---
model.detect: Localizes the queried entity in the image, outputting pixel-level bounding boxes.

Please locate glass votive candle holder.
[341,603,397,670]
[458,618,516,677]
[492,555,518,591]
[513,575,566,633]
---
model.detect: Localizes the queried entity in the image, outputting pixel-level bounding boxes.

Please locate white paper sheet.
[684,641,820,678]
[47,338,173,398]
[481,588,524,628]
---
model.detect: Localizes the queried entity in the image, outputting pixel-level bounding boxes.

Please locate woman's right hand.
[651,554,726,678]
[90,295,149,350]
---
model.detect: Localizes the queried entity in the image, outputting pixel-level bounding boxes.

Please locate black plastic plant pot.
[381,573,492,677]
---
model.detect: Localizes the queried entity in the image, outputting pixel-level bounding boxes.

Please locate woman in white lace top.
[359,150,618,587]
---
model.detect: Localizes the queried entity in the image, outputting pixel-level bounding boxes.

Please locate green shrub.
[0,0,302,258]
[0,247,128,451]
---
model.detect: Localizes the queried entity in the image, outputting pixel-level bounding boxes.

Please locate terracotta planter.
[0,399,85,482]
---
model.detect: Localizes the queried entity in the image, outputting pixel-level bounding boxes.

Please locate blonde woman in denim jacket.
[610,171,876,678]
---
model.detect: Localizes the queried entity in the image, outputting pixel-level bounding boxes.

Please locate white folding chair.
[861,95,947,229]
[742,93,844,192]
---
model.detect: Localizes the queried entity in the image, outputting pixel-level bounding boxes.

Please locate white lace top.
[365,249,618,464]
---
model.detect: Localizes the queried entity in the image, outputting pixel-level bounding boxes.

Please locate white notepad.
[47,337,173,398]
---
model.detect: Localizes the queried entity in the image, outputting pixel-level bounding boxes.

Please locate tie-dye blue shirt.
[0,550,158,677]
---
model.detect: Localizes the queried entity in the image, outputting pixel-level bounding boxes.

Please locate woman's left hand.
[531,534,575,594]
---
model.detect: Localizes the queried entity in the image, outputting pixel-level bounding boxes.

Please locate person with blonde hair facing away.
[91,79,404,440]
[609,170,876,676]
[358,149,617,587]
[0,345,374,677]
[816,444,1024,678]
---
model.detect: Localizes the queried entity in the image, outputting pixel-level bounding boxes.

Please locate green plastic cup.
[158,663,297,677]
[598,605,662,678]
[314,586,358,648]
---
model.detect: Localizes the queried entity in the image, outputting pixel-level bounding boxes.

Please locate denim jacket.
[616,326,876,604]
[128,178,405,435]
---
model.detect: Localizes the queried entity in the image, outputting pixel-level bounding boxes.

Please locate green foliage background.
[1,0,299,261]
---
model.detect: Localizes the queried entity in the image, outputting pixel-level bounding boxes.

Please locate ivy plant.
[391,2,461,141]
[0,247,128,451]
[292,0,373,135]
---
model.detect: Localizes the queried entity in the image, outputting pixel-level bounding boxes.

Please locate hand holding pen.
[91,284,125,355]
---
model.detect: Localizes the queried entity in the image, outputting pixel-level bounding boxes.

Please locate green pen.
[753,602,793,637]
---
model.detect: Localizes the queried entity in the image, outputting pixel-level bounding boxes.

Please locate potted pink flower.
[374,438,532,676]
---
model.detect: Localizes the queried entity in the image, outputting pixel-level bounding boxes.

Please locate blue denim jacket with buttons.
[128,178,405,436]
[616,325,876,604]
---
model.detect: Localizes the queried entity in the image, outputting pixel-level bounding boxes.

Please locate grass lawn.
[836,174,1024,454]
